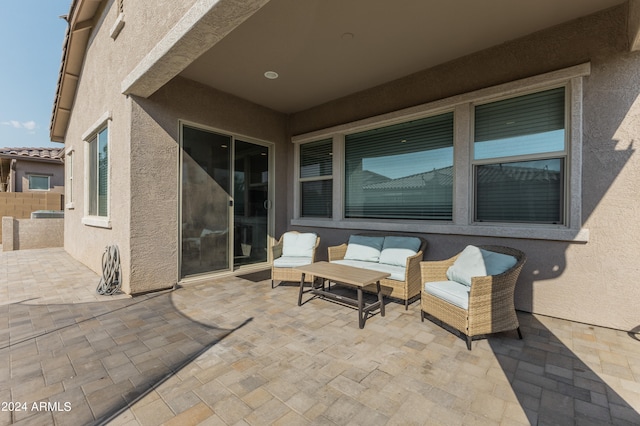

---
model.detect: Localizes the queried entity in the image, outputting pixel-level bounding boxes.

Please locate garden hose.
[96,245,122,295]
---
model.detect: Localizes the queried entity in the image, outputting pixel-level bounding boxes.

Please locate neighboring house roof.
[0,147,65,163]
[362,164,559,190]
[363,167,454,191]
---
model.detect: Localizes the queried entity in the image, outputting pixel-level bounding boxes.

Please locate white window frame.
[65,147,74,209]
[27,174,50,191]
[82,111,112,228]
[292,64,589,242]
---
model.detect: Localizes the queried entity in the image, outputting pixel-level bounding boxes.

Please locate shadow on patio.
[0,288,251,425]
[1,248,639,425]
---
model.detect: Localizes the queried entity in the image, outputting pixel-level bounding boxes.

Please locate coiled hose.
[96,245,122,295]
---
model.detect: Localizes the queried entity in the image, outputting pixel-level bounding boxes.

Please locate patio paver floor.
[1,248,639,425]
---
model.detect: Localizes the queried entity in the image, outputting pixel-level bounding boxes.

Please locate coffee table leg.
[377,281,385,317]
[298,273,306,306]
[357,287,365,329]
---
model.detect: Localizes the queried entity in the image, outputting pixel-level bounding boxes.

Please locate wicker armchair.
[271,231,320,288]
[420,245,526,350]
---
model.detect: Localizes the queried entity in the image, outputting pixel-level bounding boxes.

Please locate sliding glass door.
[233,140,270,267]
[180,124,271,278]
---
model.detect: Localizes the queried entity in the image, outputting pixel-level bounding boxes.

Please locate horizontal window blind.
[345,113,454,220]
[346,113,453,158]
[300,138,332,179]
[88,135,98,216]
[475,159,563,223]
[98,128,109,217]
[474,87,565,159]
[301,180,332,218]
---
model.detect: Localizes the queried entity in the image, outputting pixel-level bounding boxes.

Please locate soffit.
[179,0,626,114]
[50,0,102,142]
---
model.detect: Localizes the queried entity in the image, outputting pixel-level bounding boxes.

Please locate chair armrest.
[420,258,455,283]
[404,250,425,299]
[328,243,348,261]
[311,236,321,262]
[272,241,283,260]
[405,250,424,279]
[468,261,524,310]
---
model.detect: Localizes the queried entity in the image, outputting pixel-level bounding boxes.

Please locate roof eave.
[49,0,101,143]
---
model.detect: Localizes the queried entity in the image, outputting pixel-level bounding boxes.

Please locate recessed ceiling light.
[264,71,279,79]
[341,32,355,40]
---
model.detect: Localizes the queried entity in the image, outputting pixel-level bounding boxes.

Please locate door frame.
[178,120,275,281]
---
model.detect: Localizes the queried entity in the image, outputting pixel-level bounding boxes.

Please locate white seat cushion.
[343,235,385,262]
[282,232,317,258]
[424,280,470,310]
[273,256,313,268]
[378,236,422,267]
[331,259,406,281]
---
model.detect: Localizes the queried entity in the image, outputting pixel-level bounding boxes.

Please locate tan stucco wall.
[62,0,639,330]
[2,217,64,251]
[14,160,64,193]
[62,0,286,294]
[108,0,198,87]
[63,0,133,292]
[289,5,640,332]
[0,192,64,239]
[127,77,288,294]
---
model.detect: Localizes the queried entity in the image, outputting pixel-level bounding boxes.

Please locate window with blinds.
[88,127,109,217]
[344,112,454,220]
[300,138,332,218]
[474,87,566,224]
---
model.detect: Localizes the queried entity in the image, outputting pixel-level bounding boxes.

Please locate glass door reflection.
[234,140,269,267]
[181,126,231,277]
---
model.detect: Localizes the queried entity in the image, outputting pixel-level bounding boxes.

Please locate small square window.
[28,175,50,191]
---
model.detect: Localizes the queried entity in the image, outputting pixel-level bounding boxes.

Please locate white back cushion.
[483,249,518,276]
[446,245,517,286]
[282,232,317,257]
[378,236,422,267]
[344,235,385,262]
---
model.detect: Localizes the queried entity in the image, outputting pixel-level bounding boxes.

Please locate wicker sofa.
[420,245,526,350]
[271,231,320,288]
[328,235,427,309]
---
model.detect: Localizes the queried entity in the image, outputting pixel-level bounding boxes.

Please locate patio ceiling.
[53,0,639,142]
[178,0,628,114]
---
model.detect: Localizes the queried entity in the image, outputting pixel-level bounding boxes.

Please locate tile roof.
[0,147,64,162]
[362,164,560,190]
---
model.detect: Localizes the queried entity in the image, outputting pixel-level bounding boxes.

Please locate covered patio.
[1,248,639,425]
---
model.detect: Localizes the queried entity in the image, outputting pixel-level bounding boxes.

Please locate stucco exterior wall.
[62,0,285,294]
[15,160,64,193]
[2,217,64,251]
[127,77,287,294]
[63,0,133,292]
[288,5,640,332]
[109,0,198,84]
[61,0,638,330]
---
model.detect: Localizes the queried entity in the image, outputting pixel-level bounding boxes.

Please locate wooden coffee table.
[296,261,390,328]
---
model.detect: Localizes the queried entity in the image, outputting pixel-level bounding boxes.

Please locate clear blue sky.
[0,1,71,149]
